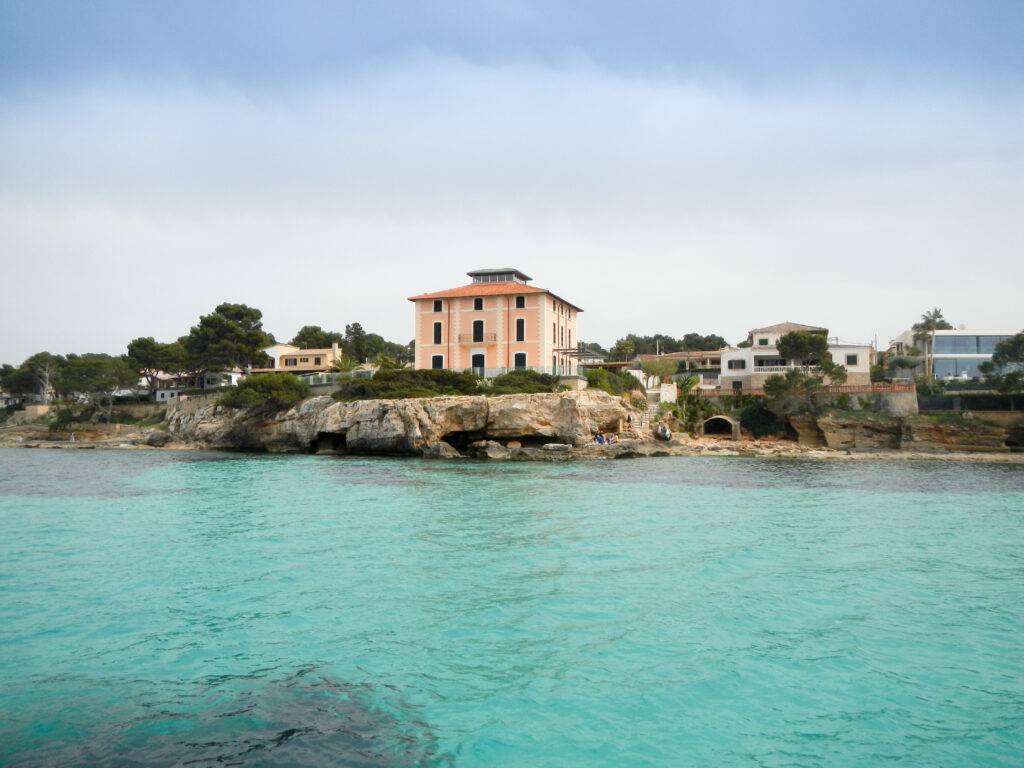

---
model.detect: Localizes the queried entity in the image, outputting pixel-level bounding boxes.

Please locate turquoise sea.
[1,448,1023,767]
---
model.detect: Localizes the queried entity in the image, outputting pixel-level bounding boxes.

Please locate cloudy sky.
[2,0,1022,364]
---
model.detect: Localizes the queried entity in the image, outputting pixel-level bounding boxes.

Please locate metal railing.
[457,333,498,344]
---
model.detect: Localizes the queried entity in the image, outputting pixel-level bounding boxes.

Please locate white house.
[720,322,872,391]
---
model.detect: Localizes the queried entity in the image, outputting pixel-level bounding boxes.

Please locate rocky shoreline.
[2,390,1021,462]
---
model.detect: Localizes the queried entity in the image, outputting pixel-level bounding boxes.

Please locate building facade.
[257,343,343,374]
[409,269,582,377]
[891,328,1021,380]
[720,321,872,390]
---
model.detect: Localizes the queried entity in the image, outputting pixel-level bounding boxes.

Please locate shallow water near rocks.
[2,448,1023,766]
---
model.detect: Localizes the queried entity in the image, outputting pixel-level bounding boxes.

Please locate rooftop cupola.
[467,268,532,285]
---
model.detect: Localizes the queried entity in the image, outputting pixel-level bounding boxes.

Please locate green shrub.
[619,372,644,392]
[333,368,483,401]
[586,368,612,393]
[218,373,309,411]
[739,400,784,438]
[586,368,635,395]
[490,369,563,394]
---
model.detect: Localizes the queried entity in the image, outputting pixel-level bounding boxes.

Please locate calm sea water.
[1,448,1023,767]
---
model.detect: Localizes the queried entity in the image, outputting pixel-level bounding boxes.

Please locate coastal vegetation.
[607,332,728,361]
[218,372,309,412]
[332,368,565,402]
[762,331,848,417]
[1,302,414,411]
[585,368,643,395]
[980,332,1024,408]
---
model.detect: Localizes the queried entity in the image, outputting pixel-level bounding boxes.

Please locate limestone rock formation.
[814,414,1009,453]
[167,390,630,456]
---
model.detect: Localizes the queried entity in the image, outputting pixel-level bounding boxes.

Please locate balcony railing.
[457,332,498,344]
[753,365,799,373]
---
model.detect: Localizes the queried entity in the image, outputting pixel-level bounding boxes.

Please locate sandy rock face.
[814,414,1010,453]
[166,390,630,455]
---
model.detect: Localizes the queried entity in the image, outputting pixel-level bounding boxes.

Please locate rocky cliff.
[801,414,1013,453]
[166,390,631,456]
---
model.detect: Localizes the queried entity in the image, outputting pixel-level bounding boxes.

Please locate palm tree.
[912,308,954,381]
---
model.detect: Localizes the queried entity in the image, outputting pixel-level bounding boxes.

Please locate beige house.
[256,343,342,374]
[408,268,583,377]
[719,321,872,390]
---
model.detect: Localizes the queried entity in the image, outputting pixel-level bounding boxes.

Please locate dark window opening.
[433,300,442,312]
[433,322,442,344]
[515,296,525,309]
[473,320,484,343]
[431,355,444,369]
[516,318,525,342]
[474,298,483,310]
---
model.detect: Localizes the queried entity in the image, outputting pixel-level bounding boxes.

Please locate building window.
[473,320,484,343]
[433,322,442,345]
[560,326,564,346]
[732,381,743,390]
[569,330,572,347]
[514,352,527,369]
[433,300,442,312]
[474,297,483,311]
[758,338,768,346]
[553,323,556,343]
[285,359,297,366]
[431,355,444,369]
[300,357,309,363]
[515,296,525,309]
[314,357,322,365]
[846,354,858,366]
[516,318,525,342]
[727,359,746,370]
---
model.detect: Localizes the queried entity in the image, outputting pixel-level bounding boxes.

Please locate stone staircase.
[639,391,662,429]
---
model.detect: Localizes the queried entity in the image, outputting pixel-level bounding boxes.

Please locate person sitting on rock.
[593,431,605,444]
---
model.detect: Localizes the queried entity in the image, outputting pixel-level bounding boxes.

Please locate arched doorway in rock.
[700,415,740,440]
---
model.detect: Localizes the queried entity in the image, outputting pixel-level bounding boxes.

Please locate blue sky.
[2,0,1022,362]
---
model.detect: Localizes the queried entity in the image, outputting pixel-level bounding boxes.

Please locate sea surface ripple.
[1,449,1023,766]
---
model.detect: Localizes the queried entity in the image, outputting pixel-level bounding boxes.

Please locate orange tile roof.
[409,282,583,311]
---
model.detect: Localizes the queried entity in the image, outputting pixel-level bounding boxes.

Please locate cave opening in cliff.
[313,431,347,454]
[441,430,485,450]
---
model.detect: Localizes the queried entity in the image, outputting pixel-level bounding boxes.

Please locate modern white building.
[720,322,872,391]
[891,328,1022,380]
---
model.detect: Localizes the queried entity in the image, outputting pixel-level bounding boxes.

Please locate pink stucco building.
[408,268,583,376]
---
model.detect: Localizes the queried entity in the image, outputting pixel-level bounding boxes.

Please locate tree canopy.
[608,332,728,360]
[127,337,190,396]
[979,331,1024,404]
[55,353,139,420]
[290,325,345,349]
[776,331,829,375]
[2,352,64,403]
[181,303,273,371]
